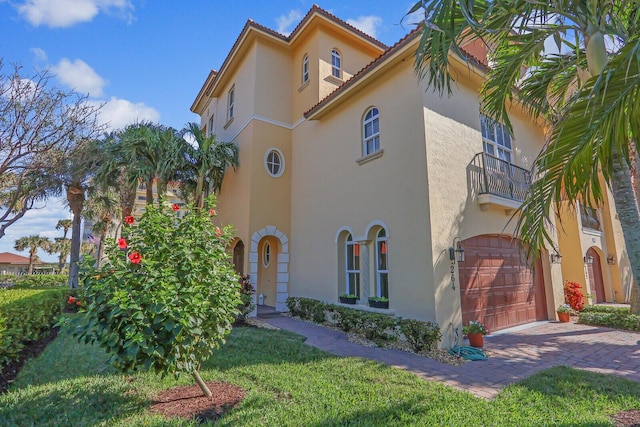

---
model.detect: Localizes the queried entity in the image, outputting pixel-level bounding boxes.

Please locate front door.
[586,248,606,303]
[257,236,278,307]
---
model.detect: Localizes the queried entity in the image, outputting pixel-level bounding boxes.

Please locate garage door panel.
[460,235,547,332]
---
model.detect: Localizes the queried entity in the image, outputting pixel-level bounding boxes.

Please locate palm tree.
[177,123,239,209]
[412,1,640,312]
[47,237,71,273]
[14,235,51,274]
[55,219,73,239]
[84,185,120,266]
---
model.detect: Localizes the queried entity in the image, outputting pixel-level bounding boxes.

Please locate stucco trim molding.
[228,114,306,142]
[334,226,356,244]
[364,220,389,238]
[249,226,290,314]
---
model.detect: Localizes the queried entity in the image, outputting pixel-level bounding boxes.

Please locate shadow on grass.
[0,375,147,427]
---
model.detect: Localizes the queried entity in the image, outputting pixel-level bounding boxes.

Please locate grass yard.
[1,322,640,426]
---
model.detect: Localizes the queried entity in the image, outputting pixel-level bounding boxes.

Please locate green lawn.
[1,322,639,426]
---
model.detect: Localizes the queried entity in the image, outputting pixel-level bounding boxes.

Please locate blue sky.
[0,0,420,261]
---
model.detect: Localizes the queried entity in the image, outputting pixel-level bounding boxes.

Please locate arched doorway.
[250,226,289,313]
[586,248,606,303]
[232,240,244,275]
[458,235,547,333]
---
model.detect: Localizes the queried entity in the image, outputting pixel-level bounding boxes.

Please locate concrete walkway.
[260,315,640,399]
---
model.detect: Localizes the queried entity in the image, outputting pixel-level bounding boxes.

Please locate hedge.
[0,287,67,368]
[0,274,68,288]
[286,297,442,351]
[580,305,630,315]
[578,309,640,332]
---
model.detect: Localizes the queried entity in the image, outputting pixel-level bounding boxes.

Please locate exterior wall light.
[607,255,616,265]
[583,255,594,264]
[550,252,562,264]
[449,237,465,263]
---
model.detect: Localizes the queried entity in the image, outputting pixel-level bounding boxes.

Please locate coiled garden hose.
[448,327,488,361]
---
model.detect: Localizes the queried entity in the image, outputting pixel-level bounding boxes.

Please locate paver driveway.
[261,316,640,399]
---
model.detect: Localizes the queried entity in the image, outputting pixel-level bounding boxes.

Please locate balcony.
[472,152,532,211]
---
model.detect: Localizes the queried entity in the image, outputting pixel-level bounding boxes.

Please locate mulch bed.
[612,410,640,427]
[149,381,245,423]
[0,326,60,394]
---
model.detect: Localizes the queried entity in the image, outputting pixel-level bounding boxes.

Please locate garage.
[458,235,547,332]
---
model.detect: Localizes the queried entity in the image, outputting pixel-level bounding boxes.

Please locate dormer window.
[302,54,309,84]
[331,49,341,79]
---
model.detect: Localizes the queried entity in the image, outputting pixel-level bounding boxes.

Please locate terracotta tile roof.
[195,4,388,107]
[0,252,39,265]
[305,28,421,117]
[304,29,488,118]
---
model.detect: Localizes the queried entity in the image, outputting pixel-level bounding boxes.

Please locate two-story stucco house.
[191,5,634,346]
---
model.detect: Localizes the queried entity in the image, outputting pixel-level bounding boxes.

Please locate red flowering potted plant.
[462,320,489,348]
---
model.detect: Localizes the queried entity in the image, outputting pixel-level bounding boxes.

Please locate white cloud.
[0,200,71,262]
[276,9,302,36]
[89,96,160,131]
[30,47,48,62]
[346,15,383,39]
[51,58,107,97]
[16,0,133,28]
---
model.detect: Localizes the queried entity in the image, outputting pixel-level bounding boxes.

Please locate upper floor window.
[580,204,601,231]
[264,148,285,178]
[227,86,235,122]
[208,115,214,136]
[302,54,309,84]
[480,114,512,163]
[363,107,380,156]
[331,49,341,79]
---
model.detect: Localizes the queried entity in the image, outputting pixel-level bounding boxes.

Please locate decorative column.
[358,241,370,302]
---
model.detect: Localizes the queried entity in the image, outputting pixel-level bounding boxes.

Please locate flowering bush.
[564,281,585,311]
[65,196,241,397]
[462,320,489,336]
[557,304,574,314]
[236,274,255,322]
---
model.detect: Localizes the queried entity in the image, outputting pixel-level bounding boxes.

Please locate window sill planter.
[339,295,357,305]
[368,298,389,309]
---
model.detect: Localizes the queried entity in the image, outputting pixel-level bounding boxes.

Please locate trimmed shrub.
[0,287,66,368]
[581,305,630,314]
[399,318,442,352]
[578,311,640,331]
[0,274,68,288]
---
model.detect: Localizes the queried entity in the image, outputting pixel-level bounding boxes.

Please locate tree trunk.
[146,179,154,206]
[58,254,65,273]
[157,177,167,207]
[67,183,85,289]
[195,174,205,210]
[192,369,212,398]
[27,252,35,274]
[610,155,640,314]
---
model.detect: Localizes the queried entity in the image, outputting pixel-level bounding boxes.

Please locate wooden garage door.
[459,235,547,332]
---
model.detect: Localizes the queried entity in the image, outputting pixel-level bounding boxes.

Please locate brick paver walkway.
[260,316,640,399]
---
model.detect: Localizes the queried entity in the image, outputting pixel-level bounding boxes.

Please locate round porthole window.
[263,241,271,267]
[264,148,285,178]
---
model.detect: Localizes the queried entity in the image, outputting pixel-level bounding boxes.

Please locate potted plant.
[462,320,489,348]
[339,293,357,304]
[368,296,389,309]
[557,304,574,322]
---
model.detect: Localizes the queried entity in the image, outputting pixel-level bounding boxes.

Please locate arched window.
[331,49,341,78]
[375,228,389,298]
[233,240,244,275]
[363,107,380,156]
[345,234,360,298]
[302,54,309,84]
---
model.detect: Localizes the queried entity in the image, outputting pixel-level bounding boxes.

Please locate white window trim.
[302,54,309,84]
[480,114,512,162]
[363,107,380,157]
[345,236,360,298]
[331,49,341,79]
[227,85,235,123]
[375,230,389,298]
[264,147,285,178]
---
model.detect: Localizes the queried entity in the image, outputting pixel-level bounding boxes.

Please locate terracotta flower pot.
[467,332,484,348]
[557,312,570,322]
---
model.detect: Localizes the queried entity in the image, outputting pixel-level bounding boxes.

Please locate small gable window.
[331,49,341,79]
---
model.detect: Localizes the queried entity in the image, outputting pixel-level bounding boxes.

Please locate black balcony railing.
[473,152,532,202]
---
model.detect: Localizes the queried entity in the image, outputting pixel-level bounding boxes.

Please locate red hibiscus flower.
[68,296,76,304]
[128,251,142,264]
[125,216,134,225]
[215,227,222,237]
[117,238,127,249]
[209,209,217,216]
[172,203,180,211]
[76,301,81,306]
